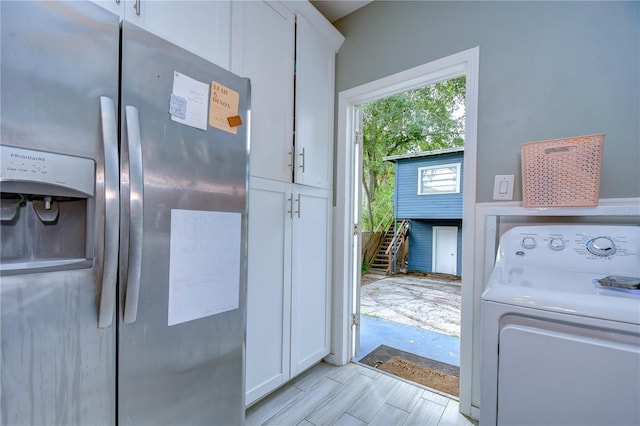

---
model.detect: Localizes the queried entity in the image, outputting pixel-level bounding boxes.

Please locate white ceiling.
[309,0,373,23]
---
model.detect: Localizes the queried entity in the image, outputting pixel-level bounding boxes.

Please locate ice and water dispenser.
[0,145,95,274]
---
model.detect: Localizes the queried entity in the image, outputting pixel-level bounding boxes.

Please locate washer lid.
[482,265,640,325]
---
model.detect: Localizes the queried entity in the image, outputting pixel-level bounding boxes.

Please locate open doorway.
[332,47,478,415]
[353,76,466,396]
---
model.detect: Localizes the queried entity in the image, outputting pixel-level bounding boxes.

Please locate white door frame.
[329,47,479,418]
[432,225,458,275]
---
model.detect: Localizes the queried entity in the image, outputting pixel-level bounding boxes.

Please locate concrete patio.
[355,273,462,366]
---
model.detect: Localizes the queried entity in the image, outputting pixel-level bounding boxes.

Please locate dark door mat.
[358,345,460,395]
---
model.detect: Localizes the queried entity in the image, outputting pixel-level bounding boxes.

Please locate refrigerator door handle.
[98,97,120,328]
[123,105,144,324]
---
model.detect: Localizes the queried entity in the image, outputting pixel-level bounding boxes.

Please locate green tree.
[361,76,466,231]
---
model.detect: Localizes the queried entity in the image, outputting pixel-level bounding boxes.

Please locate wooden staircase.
[367,220,409,275]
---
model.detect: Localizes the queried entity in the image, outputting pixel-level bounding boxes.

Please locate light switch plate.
[493,174,514,200]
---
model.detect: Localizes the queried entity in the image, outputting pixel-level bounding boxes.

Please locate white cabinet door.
[290,185,332,376]
[231,1,295,182]
[246,177,292,406]
[245,181,333,403]
[91,0,231,68]
[293,15,335,189]
[240,1,340,404]
[90,0,124,17]
[135,1,231,68]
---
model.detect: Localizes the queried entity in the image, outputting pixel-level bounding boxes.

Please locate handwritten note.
[209,81,240,134]
[170,71,209,131]
[168,209,241,326]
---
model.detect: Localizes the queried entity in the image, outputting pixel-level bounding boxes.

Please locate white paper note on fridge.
[170,71,209,131]
[168,209,241,326]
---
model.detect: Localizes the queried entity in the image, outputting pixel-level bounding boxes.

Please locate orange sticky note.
[227,115,242,127]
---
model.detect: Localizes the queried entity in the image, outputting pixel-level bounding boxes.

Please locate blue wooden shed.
[385,147,464,276]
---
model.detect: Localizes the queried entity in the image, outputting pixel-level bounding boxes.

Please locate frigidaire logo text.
[11,153,45,162]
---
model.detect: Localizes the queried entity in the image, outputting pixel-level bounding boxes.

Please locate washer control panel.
[502,225,639,276]
[521,237,536,249]
[550,238,565,251]
[586,237,616,257]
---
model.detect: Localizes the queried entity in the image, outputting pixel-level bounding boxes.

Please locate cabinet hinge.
[351,313,360,327]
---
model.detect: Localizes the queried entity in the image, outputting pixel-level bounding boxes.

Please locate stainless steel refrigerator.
[1,2,249,425]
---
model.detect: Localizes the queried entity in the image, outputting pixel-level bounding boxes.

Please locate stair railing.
[374,207,394,234]
[362,207,394,270]
[384,219,409,275]
[393,220,409,274]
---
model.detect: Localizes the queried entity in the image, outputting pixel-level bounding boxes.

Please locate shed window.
[418,163,461,195]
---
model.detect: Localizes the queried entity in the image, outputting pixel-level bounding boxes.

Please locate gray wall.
[334,1,640,202]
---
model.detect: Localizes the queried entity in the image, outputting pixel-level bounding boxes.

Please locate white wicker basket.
[521,134,604,207]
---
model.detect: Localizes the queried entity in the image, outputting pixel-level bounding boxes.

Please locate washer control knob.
[550,238,565,251]
[521,237,536,249]
[586,237,617,257]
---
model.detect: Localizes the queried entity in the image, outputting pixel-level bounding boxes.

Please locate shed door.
[432,226,457,275]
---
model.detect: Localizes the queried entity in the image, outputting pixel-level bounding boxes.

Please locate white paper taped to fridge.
[170,71,209,131]
[168,209,241,326]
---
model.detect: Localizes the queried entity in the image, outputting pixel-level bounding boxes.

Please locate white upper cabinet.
[231,1,295,182]
[89,0,124,17]
[293,14,336,190]
[90,0,231,68]
[233,1,344,186]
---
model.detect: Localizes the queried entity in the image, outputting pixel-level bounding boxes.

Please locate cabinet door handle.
[295,194,301,218]
[133,0,141,15]
[287,194,293,219]
[299,147,305,172]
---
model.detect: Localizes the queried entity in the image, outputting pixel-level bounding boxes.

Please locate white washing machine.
[480,224,640,426]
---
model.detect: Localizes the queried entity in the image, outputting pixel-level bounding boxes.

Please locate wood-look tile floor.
[246,362,478,426]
